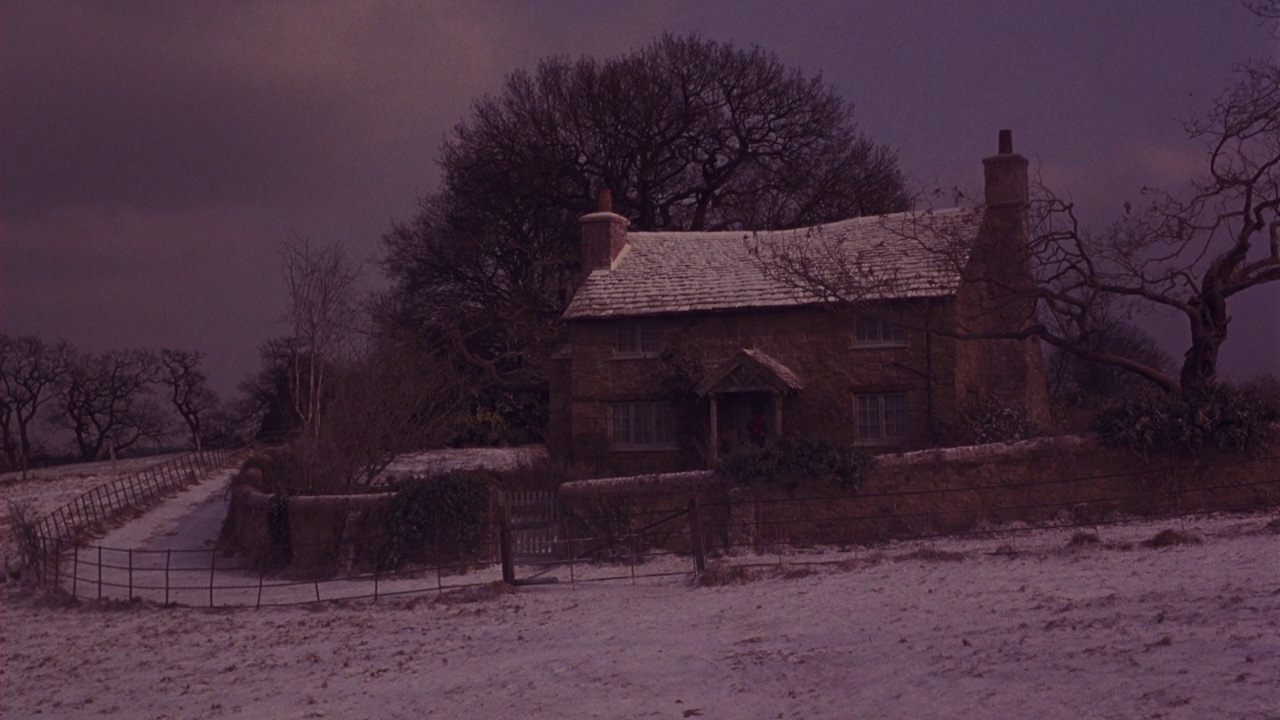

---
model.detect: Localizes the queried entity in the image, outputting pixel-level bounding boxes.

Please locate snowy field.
[3,451,1279,718]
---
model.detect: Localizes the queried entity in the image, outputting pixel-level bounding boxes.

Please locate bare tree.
[159,348,219,450]
[1012,61,1280,393]
[49,349,167,461]
[295,340,467,491]
[1045,320,1176,406]
[0,334,70,471]
[279,237,362,438]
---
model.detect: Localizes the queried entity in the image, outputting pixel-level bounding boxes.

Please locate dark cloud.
[2,0,1276,410]
[2,3,361,221]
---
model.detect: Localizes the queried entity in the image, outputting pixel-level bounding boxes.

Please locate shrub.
[1092,383,1279,457]
[381,470,494,568]
[954,399,1036,445]
[235,447,306,494]
[716,437,870,492]
[450,388,547,447]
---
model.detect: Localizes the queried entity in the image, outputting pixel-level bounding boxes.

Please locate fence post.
[97,545,103,600]
[165,550,171,605]
[71,544,79,599]
[53,538,62,593]
[128,549,133,599]
[500,506,516,585]
[209,548,216,608]
[689,497,707,575]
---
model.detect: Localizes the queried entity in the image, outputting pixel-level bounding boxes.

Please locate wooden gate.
[498,490,560,558]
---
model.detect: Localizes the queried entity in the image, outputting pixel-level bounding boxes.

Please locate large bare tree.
[1021,60,1280,393]
[0,334,69,470]
[159,348,219,450]
[49,349,167,461]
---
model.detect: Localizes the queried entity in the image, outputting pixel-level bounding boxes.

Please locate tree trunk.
[1179,299,1228,392]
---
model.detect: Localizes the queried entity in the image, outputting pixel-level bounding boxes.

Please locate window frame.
[609,401,677,450]
[853,316,908,348]
[854,392,908,445]
[614,322,663,358]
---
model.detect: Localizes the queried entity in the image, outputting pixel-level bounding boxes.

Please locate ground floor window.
[610,401,675,449]
[856,393,907,443]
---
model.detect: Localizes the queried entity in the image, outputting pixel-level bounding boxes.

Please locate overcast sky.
[3,0,1277,399]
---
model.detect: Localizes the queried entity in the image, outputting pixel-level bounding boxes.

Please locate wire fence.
[19,451,1280,608]
[26,448,235,546]
[28,508,699,608]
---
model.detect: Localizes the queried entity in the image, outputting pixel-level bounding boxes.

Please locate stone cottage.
[550,131,1050,474]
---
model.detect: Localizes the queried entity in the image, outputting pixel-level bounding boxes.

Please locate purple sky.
[3,1,1277,398]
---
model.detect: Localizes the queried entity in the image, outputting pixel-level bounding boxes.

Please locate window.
[856,393,907,443]
[615,322,662,356]
[854,317,907,346]
[610,402,675,448]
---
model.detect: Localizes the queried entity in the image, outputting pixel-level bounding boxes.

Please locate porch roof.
[695,349,804,397]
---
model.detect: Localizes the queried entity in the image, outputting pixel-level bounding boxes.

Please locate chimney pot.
[998,129,1013,155]
[597,188,612,213]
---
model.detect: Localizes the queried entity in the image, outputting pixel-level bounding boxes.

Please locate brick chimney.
[579,188,628,272]
[955,130,1050,426]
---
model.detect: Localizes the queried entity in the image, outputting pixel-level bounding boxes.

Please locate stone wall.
[727,434,1280,546]
[221,468,399,575]
[559,432,1280,550]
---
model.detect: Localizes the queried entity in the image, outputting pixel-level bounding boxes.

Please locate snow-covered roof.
[563,207,980,320]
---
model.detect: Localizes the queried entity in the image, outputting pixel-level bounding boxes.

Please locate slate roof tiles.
[563,207,981,320]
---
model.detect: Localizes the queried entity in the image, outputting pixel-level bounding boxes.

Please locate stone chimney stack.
[579,188,629,273]
[955,130,1050,426]
[983,129,1029,208]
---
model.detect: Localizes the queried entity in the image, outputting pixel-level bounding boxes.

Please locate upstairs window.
[615,322,662,357]
[610,402,675,449]
[856,393,907,444]
[854,317,907,347]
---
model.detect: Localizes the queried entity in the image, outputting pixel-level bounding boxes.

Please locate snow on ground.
[4,508,1279,718]
[4,448,1279,718]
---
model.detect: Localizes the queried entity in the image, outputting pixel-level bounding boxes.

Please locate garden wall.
[562,430,1280,550]
[221,468,398,574]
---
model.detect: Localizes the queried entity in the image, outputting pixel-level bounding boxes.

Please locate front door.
[716,392,775,457]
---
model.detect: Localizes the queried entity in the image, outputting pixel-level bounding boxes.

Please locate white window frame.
[855,392,907,444]
[853,317,907,347]
[614,322,662,358]
[610,401,676,450]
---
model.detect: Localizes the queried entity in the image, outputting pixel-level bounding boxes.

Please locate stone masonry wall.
[566,299,963,474]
